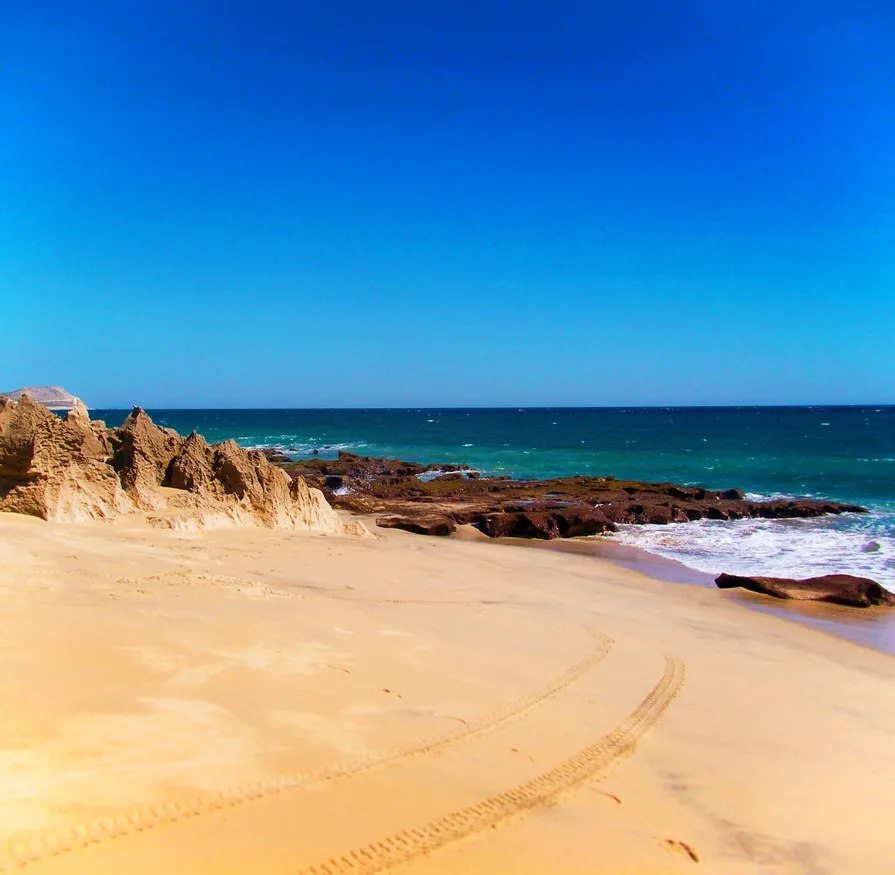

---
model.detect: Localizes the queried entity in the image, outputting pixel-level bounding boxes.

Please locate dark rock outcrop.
[715,573,895,608]
[376,515,457,537]
[260,448,294,465]
[477,508,616,540]
[277,451,866,541]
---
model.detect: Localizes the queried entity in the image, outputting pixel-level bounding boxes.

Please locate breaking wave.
[611,510,895,591]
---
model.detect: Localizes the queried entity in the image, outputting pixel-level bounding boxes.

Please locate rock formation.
[376,515,457,537]
[473,508,616,539]
[0,395,130,522]
[279,452,867,541]
[715,573,895,608]
[0,394,362,534]
[111,407,184,509]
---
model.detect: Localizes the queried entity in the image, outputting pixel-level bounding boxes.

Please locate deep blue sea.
[94,406,895,589]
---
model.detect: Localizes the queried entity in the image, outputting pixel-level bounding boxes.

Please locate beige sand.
[0,512,893,874]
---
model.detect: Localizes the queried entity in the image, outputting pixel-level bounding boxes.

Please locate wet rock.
[271,452,868,541]
[475,507,616,540]
[376,515,456,537]
[715,573,895,608]
[260,448,294,465]
[478,511,560,540]
[557,509,618,537]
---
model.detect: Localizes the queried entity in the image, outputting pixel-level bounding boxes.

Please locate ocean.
[94,406,895,590]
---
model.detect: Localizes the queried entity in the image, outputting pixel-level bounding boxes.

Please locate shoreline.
[528,536,895,656]
[434,517,895,656]
[276,448,894,593]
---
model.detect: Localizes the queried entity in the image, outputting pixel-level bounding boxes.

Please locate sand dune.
[0,512,893,873]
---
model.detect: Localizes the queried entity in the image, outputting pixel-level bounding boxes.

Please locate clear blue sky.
[1,1,893,407]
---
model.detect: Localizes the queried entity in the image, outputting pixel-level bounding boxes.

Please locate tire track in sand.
[0,633,612,872]
[295,656,686,875]
[329,594,507,607]
[115,571,504,608]
[295,583,511,607]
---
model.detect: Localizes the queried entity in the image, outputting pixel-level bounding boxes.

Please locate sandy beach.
[1,512,893,874]
[5,0,892,869]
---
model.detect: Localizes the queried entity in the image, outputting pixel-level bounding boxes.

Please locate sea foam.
[246,441,369,457]
[611,511,895,591]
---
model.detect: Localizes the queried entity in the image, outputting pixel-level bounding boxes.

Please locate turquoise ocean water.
[94,407,895,589]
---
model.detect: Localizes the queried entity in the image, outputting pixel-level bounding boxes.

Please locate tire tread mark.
[324,592,509,607]
[293,657,685,875]
[0,633,612,872]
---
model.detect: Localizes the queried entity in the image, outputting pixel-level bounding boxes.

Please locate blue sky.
[1,1,893,407]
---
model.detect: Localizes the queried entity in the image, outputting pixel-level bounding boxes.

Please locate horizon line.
[87,403,895,411]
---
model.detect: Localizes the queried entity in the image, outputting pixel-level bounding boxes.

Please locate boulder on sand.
[715,573,895,608]
[476,507,617,540]
[376,515,457,537]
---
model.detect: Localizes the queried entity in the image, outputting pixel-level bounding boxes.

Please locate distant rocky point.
[0,386,82,411]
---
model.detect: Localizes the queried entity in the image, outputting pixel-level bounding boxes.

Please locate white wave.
[610,513,895,591]
[743,491,800,502]
[416,468,474,482]
[244,440,368,456]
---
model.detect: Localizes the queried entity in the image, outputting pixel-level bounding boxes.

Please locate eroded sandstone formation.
[0,395,362,534]
[0,396,130,522]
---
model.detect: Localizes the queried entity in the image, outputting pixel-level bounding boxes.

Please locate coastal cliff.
[0,394,364,534]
